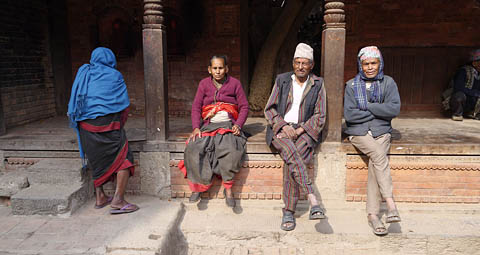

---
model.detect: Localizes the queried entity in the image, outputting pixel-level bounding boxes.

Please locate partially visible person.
[68,47,138,214]
[264,43,327,231]
[178,55,249,208]
[343,46,401,236]
[450,49,480,121]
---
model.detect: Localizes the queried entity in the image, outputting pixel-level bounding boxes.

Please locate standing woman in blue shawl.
[68,47,138,214]
[343,46,401,235]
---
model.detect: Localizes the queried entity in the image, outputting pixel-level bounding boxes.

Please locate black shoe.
[189,192,201,203]
[223,189,235,208]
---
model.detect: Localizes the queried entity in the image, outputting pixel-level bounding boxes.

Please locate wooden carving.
[143,0,164,29]
[324,0,345,28]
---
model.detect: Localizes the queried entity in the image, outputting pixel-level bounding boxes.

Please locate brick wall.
[66,0,241,119]
[166,0,241,119]
[0,0,57,128]
[346,155,480,203]
[66,0,145,114]
[344,0,480,80]
[170,160,313,200]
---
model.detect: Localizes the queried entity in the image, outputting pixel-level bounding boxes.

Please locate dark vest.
[265,72,323,145]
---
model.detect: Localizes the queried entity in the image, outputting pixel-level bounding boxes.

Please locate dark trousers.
[450,91,477,116]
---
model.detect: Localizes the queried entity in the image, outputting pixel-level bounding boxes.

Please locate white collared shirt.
[284,75,308,124]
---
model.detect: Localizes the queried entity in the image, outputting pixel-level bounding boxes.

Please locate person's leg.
[184,136,214,202]
[280,164,298,230]
[365,158,385,231]
[281,164,300,213]
[294,134,322,211]
[366,157,382,216]
[374,134,399,220]
[111,169,138,211]
[350,134,390,234]
[272,136,314,212]
[450,91,467,120]
[95,185,111,207]
[350,134,393,199]
[215,133,246,205]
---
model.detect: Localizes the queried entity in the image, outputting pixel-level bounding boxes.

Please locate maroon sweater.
[191,76,249,129]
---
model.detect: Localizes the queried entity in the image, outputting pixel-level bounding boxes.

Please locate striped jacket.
[264,72,327,146]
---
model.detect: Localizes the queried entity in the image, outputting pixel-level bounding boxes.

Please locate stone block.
[0,171,29,197]
[25,158,85,185]
[315,142,347,201]
[10,180,93,216]
[140,152,171,199]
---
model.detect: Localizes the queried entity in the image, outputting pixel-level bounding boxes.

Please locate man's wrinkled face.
[473,60,480,72]
[361,58,380,79]
[208,58,228,82]
[293,58,313,79]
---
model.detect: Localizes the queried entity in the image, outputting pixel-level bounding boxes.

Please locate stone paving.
[181,199,480,255]
[0,196,183,255]
[1,197,480,255]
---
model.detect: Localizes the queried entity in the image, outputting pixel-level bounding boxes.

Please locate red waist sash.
[201,102,239,121]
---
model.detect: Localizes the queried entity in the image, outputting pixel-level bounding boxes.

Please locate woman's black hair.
[209,55,228,66]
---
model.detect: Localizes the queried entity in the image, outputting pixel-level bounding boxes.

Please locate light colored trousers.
[349,133,393,215]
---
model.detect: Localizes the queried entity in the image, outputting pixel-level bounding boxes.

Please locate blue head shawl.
[67,47,130,163]
[353,46,384,111]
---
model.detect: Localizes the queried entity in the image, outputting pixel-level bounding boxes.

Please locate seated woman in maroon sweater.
[178,55,249,208]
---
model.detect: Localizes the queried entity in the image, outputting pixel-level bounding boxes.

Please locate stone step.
[180,200,480,254]
[24,158,85,185]
[10,181,93,216]
[0,170,29,197]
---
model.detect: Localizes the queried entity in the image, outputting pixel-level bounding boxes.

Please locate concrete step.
[10,181,93,216]
[24,158,85,185]
[180,199,480,255]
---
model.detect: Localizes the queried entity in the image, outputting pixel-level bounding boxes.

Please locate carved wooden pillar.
[321,0,345,143]
[143,0,169,141]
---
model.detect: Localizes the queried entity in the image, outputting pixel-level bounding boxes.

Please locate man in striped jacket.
[264,43,327,231]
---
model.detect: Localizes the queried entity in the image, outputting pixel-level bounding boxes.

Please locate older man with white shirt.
[264,43,327,231]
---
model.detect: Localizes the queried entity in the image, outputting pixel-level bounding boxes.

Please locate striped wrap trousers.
[272,133,315,212]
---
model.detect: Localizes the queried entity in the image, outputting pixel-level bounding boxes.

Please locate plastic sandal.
[281,210,296,231]
[368,217,388,236]
[309,205,326,220]
[386,209,401,223]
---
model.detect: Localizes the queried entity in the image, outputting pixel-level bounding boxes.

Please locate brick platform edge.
[170,160,315,200]
[346,155,480,203]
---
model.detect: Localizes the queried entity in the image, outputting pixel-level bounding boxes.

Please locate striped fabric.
[272,133,314,212]
[265,73,326,212]
[264,75,327,143]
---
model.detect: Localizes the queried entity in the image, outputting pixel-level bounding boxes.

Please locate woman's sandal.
[386,209,401,223]
[309,205,326,220]
[368,217,388,236]
[281,210,296,231]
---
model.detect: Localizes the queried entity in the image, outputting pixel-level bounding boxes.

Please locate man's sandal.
[368,217,388,236]
[309,205,326,220]
[281,210,296,231]
[386,209,401,223]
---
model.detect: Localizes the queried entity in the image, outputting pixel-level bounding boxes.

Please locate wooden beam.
[321,0,346,143]
[240,0,249,93]
[142,0,169,141]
